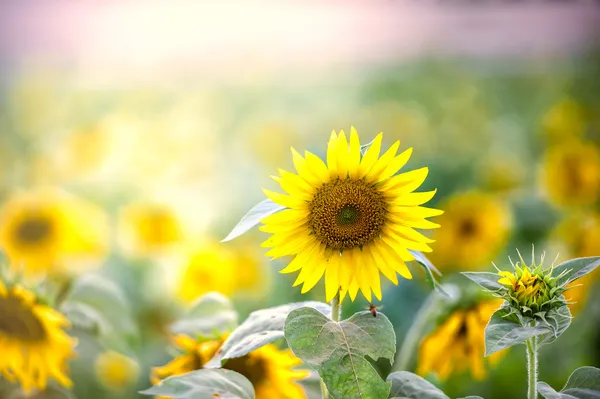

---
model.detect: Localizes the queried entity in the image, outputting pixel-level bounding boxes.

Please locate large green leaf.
[140,369,255,399]
[222,199,285,242]
[553,257,600,286]
[538,366,600,399]
[387,371,449,399]
[409,250,448,297]
[285,307,395,399]
[207,301,330,367]
[462,272,506,292]
[484,306,549,356]
[537,305,572,346]
[170,292,238,338]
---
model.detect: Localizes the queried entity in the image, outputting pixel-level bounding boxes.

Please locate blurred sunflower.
[540,141,600,208]
[550,213,600,313]
[119,203,183,256]
[0,189,108,276]
[151,334,308,399]
[417,299,504,380]
[429,191,511,271]
[95,351,140,391]
[541,98,586,144]
[261,128,441,302]
[177,241,267,303]
[0,279,76,393]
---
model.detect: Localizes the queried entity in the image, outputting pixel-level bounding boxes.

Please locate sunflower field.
[0,3,599,399]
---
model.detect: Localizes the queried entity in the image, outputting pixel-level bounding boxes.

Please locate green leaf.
[537,305,572,346]
[387,371,449,399]
[140,369,255,399]
[285,307,395,399]
[409,250,449,297]
[539,366,600,399]
[207,301,330,367]
[553,257,600,286]
[222,199,285,242]
[170,292,238,338]
[462,272,506,292]
[484,306,549,356]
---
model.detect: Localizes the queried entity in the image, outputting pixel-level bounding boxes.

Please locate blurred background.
[1,2,600,398]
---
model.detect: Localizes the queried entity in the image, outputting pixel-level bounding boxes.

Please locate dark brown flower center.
[309,178,387,250]
[224,354,267,387]
[458,218,478,238]
[0,294,46,342]
[14,216,53,245]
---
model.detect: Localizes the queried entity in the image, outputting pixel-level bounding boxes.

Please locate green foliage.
[206,301,330,367]
[285,307,395,399]
[387,371,449,399]
[462,272,507,292]
[553,257,600,286]
[170,292,238,338]
[538,366,600,399]
[222,199,284,242]
[140,369,255,399]
[409,250,448,297]
[61,274,137,353]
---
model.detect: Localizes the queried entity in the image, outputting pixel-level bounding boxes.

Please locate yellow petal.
[278,168,316,194]
[358,133,382,177]
[367,245,398,285]
[380,167,429,194]
[388,205,444,220]
[263,189,307,209]
[280,241,321,273]
[375,239,413,279]
[304,151,330,184]
[261,209,308,225]
[376,147,413,183]
[335,130,349,179]
[386,213,441,229]
[327,131,339,178]
[325,254,340,302]
[301,257,327,294]
[388,224,435,244]
[389,190,437,206]
[348,127,361,179]
[365,140,400,183]
[348,278,360,301]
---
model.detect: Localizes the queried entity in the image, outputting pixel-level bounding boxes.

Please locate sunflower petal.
[377,147,413,183]
[327,131,339,178]
[348,127,361,179]
[365,140,400,183]
[358,133,382,177]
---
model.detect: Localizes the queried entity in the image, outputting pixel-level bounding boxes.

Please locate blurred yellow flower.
[0,279,76,393]
[119,203,183,256]
[177,241,267,303]
[0,189,108,276]
[479,155,525,193]
[95,351,140,391]
[429,191,511,271]
[151,334,308,399]
[541,141,600,208]
[550,214,600,313]
[261,128,441,302]
[418,299,504,380]
[541,98,586,144]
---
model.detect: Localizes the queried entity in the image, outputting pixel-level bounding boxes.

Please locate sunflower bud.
[497,258,566,317]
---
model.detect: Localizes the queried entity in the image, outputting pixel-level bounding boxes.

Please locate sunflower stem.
[320,294,342,399]
[526,336,538,399]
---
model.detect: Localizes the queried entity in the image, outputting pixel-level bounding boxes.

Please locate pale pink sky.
[1,1,599,82]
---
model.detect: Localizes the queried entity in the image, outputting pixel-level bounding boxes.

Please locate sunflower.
[540,141,600,208]
[428,191,511,271]
[260,128,441,302]
[119,203,183,256]
[0,189,108,276]
[151,335,308,399]
[541,98,586,144]
[417,299,504,380]
[0,279,76,393]
[95,351,140,391]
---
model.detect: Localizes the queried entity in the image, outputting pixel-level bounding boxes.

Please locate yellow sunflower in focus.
[429,191,511,271]
[541,141,600,208]
[0,279,76,393]
[541,98,586,144]
[119,203,183,256]
[95,351,140,391]
[0,189,108,276]
[151,335,308,399]
[418,299,504,380]
[260,128,441,302]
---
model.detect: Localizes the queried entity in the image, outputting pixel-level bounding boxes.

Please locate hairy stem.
[321,294,342,399]
[526,336,538,399]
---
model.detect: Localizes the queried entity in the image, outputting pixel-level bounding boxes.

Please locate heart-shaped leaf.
[140,369,255,399]
[484,306,550,356]
[285,307,395,399]
[222,199,285,242]
[207,301,330,367]
[387,371,450,399]
[538,366,600,399]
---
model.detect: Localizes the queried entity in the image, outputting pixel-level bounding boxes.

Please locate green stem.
[526,337,538,399]
[320,294,342,399]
